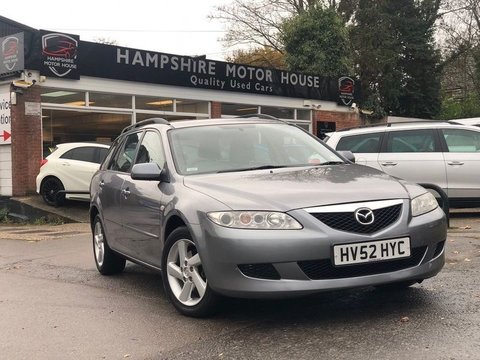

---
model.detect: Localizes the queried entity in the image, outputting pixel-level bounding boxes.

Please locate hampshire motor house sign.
[22,31,360,104]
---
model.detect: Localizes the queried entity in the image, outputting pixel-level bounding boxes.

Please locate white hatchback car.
[36,142,110,206]
[325,121,480,208]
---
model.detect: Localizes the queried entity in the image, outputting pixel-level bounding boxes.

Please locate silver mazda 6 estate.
[90,116,447,317]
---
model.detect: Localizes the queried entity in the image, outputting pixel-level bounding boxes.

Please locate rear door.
[377,128,447,190]
[99,133,141,255]
[440,128,480,199]
[58,146,105,195]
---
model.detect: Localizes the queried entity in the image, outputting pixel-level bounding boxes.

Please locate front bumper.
[192,205,447,298]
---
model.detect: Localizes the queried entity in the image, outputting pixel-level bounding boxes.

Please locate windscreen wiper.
[318,161,345,165]
[217,165,289,173]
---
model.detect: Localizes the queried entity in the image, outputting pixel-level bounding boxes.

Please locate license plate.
[333,237,411,266]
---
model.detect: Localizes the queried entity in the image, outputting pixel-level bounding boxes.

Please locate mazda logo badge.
[355,208,374,225]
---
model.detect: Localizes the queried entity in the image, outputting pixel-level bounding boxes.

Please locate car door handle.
[61,162,71,166]
[448,161,464,166]
[381,162,398,166]
[121,188,131,197]
[99,181,105,188]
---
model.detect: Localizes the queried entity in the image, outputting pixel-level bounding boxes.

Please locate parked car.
[325,121,480,208]
[90,117,446,317]
[36,142,110,206]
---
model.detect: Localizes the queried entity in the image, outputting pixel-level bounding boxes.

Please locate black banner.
[39,30,79,79]
[25,33,360,103]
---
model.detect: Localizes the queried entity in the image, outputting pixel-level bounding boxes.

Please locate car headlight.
[411,192,438,217]
[207,211,303,229]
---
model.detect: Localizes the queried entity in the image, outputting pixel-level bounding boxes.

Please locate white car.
[325,121,480,208]
[36,142,110,206]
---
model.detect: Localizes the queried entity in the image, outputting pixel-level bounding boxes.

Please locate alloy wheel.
[166,239,207,306]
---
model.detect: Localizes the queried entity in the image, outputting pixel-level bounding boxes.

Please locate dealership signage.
[40,30,80,79]
[0,92,11,145]
[76,42,359,103]
[0,32,24,77]
[24,33,359,103]
[113,48,332,99]
[338,76,355,106]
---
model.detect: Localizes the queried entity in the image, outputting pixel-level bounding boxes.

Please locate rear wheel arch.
[90,206,99,230]
[40,176,65,206]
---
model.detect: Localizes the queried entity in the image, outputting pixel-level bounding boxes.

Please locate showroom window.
[89,92,132,108]
[136,96,174,112]
[222,103,259,116]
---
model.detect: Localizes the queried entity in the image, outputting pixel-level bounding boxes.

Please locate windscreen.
[169,123,344,175]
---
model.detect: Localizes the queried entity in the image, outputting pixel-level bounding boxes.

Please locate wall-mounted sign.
[338,76,355,106]
[25,102,41,116]
[40,30,79,79]
[0,92,12,145]
[0,32,24,77]
[25,32,360,104]
[77,42,359,103]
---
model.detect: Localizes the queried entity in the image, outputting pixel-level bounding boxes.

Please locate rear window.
[336,133,382,153]
[60,146,107,164]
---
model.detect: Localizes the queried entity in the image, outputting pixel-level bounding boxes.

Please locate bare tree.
[209,0,342,53]
[437,0,480,97]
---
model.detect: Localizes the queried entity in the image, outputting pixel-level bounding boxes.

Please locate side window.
[108,133,141,172]
[102,140,120,170]
[442,129,480,152]
[96,147,110,164]
[336,133,382,153]
[386,129,437,153]
[60,147,96,162]
[134,131,166,167]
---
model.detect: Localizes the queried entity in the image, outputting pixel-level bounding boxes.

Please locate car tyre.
[40,176,65,206]
[93,215,126,275]
[162,227,219,317]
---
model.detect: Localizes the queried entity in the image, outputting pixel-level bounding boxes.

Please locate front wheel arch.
[161,226,219,317]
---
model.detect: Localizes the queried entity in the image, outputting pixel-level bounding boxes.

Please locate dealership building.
[0,15,361,197]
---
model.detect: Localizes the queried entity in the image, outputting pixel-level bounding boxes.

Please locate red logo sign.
[41,33,79,77]
[338,76,355,106]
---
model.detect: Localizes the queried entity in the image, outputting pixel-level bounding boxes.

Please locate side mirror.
[131,162,164,181]
[337,150,355,163]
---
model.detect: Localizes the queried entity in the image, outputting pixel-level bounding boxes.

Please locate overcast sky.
[2,0,234,60]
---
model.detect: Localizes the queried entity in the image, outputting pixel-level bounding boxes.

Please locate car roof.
[327,121,480,137]
[55,142,110,149]
[121,115,290,134]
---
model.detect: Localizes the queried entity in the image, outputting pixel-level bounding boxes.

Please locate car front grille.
[310,204,402,234]
[297,246,427,280]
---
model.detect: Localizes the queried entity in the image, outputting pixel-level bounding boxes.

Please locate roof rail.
[236,114,281,120]
[335,119,450,132]
[121,118,170,134]
[386,119,447,126]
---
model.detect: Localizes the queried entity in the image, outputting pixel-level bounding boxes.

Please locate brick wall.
[312,109,361,136]
[10,86,42,196]
[211,101,221,118]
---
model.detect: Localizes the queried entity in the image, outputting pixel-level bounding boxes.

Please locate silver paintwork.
[304,199,403,213]
[90,118,447,300]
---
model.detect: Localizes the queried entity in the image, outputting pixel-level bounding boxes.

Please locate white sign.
[0,91,11,145]
[25,102,41,116]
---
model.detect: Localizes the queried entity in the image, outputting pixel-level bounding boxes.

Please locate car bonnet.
[182,164,410,211]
